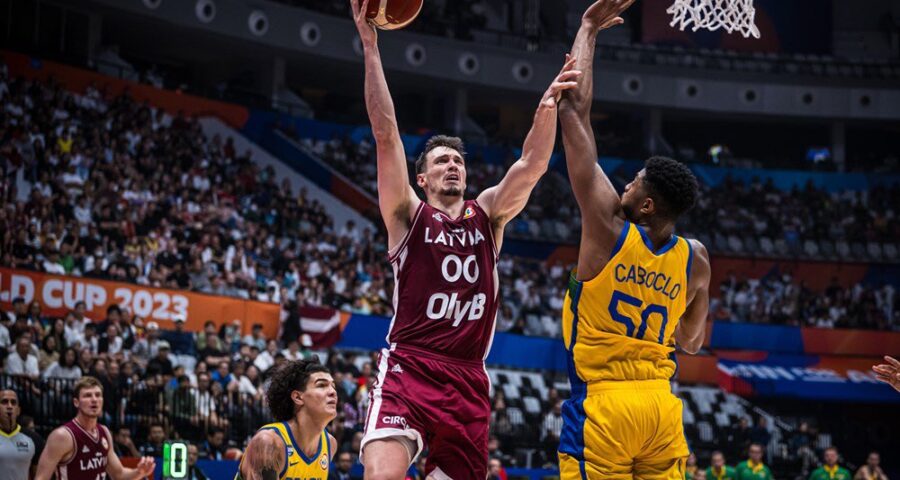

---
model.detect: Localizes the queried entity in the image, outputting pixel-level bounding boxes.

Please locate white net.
[667,0,760,39]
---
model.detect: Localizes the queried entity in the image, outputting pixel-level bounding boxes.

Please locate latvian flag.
[298,306,350,348]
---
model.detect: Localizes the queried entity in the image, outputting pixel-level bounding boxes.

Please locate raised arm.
[240,429,285,480]
[34,428,73,480]
[558,0,635,276]
[674,240,710,354]
[352,0,420,248]
[478,56,581,244]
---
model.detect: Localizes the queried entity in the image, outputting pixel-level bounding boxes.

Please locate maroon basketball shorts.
[361,344,491,479]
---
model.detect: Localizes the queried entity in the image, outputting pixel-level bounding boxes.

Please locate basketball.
[361,0,424,30]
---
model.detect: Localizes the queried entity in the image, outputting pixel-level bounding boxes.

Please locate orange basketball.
[362,0,424,31]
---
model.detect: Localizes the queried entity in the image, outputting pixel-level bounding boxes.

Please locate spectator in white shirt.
[254,339,279,373]
[5,337,39,380]
[281,340,305,361]
[241,323,267,351]
[0,321,9,351]
[42,347,83,380]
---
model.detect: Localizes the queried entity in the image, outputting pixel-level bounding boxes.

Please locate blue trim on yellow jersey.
[685,238,695,282]
[259,427,289,479]
[636,224,678,255]
[283,421,322,466]
[559,279,588,465]
[325,428,332,461]
[610,221,630,259]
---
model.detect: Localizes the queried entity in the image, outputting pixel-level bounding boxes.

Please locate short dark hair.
[642,156,699,220]
[415,135,466,174]
[266,359,330,422]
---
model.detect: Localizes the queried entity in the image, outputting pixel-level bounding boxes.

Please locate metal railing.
[1,375,268,445]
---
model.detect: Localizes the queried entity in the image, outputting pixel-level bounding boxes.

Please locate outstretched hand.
[583,0,637,31]
[540,54,582,109]
[350,0,377,47]
[872,355,900,393]
[135,456,156,478]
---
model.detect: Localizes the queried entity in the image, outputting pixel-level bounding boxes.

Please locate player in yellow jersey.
[555,1,712,478]
[237,359,338,480]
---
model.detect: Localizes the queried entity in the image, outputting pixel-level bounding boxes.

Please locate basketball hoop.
[667,0,760,39]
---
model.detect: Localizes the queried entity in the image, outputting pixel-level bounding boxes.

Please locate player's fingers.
[557,70,583,81]
[884,355,900,368]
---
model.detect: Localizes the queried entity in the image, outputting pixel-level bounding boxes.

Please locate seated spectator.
[161,316,197,357]
[487,457,508,480]
[114,426,140,458]
[195,372,225,429]
[146,341,174,377]
[187,444,210,480]
[853,452,887,480]
[42,347,82,380]
[198,426,227,460]
[810,447,851,480]
[210,361,237,392]
[281,339,305,361]
[139,423,167,457]
[707,451,737,480]
[328,451,359,480]
[5,337,39,380]
[195,321,228,364]
[37,335,60,371]
[254,339,279,373]
[132,321,163,366]
[241,323,267,351]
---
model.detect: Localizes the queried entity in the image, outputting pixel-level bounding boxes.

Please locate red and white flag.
[298,306,345,348]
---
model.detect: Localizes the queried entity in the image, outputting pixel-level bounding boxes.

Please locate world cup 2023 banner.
[0,268,280,337]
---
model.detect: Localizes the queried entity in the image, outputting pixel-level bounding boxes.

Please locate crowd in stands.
[296,134,900,250]
[711,273,897,330]
[682,177,900,247]
[1,62,897,342]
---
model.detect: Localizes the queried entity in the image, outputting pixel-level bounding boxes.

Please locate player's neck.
[74,414,98,432]
[636,219,676,250]
[0,420,17,434]
[289,415,325,457]
[427,195,465,218]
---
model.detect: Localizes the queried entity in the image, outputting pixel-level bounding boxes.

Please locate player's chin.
[441,186,463,197]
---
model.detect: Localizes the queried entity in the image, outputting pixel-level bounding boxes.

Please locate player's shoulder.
[254,425,286,442]
[682,237,709,257]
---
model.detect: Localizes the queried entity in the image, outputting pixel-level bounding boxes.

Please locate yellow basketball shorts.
[558,380,690,480]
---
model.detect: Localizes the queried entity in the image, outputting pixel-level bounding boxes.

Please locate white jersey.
[0,426,37,480]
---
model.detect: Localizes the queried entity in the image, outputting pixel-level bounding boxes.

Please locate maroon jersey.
[57,419,110,480]
[387,200,500,361]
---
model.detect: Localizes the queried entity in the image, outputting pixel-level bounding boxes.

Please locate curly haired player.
[237,359,338,480]
[555,0,712,478]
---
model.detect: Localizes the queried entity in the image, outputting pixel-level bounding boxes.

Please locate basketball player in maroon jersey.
[35,377,155,480]
[351,1,581,478]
